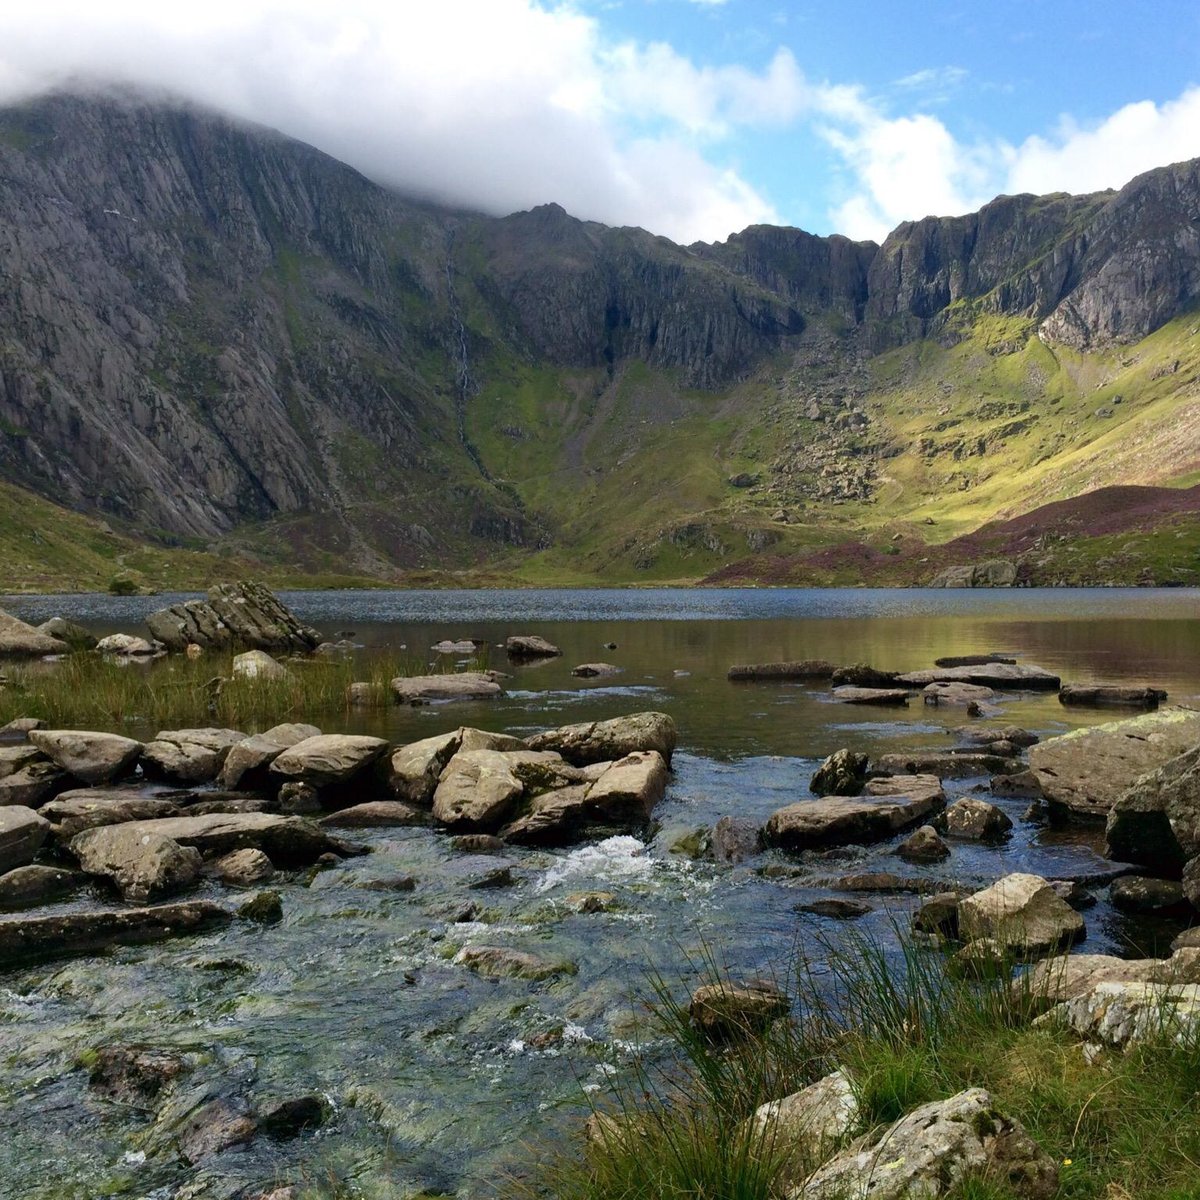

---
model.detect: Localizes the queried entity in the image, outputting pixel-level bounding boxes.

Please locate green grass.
[0,648,430,731]
[518,933,1200,1200]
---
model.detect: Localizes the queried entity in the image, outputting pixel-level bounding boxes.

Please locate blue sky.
[2,1,1199,242]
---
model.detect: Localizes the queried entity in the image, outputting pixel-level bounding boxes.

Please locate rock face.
[809,749,868,797]
[0,900,231,966]
[794,1087,1057,1200]
[958,873,1085,958]
[391,673,504,704]
[1105,745,1200,874]
[145,582,320,652]
[1032,707,1200,822]
[0,807,51,872]
[70,825,203,902]
[28,730,142,785]
[763,776,945,851]
[0,608,68,656]
[526,712,677,766]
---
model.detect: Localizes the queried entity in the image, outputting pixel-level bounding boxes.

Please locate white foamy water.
[535,835,663,894]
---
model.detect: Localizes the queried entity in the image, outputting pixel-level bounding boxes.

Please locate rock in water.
[1032,707,1200,822]
[809,749,868,797]
[958,873,1085,958]
[232,650,293,681]
[0,864,84,908]
[1059,683,1167,709]
[795,1087,1057,1199]
[391,672,504,704]
[896,824,950,862]
[212,848,275,886]
[40,790,181,838]
[432,751,526,830]
[0,901,231,966]
[145,581,321,653]
[35,618,96,649]
[505,635,562,659]
[28,730,142,784]
[269,735,389,788]
[0,609,68,656]
[727,661,834,681]
[96,634,158,656]
[453,945,574,980]
[1106,744,1200,874]
[70,825,202,902]
[526,713,677,765]
[141,728,246,784]
[218,723,323,790]
[897,663,1060,690]
[388,730,465,803]
[688,980,789,1040]
[942,797,1013,840]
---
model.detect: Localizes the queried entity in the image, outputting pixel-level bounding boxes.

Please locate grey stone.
[526,712,677,766]
[70,825,203,902]
[141,728,246,784]
[942,797,1014,840]
[958,873,1085,958]
[28,729,142,785]
[269,734,389,788]
[218,722,322,790]
[391,672,504,704]
[809,749,869,797]
[0,806,50,872]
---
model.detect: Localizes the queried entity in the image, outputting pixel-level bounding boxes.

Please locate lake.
[0,587,1197,1198]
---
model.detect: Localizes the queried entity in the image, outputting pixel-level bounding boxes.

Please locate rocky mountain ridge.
[1,89,1198,581]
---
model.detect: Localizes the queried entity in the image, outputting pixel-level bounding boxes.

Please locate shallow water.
[1,588,1198,1198]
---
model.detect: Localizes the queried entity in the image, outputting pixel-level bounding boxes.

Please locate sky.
[1,1,1199,244]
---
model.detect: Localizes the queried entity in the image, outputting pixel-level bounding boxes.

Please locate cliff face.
[0,89,1198,569]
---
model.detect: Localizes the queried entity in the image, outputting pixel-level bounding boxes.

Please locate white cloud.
[0,0,791,243]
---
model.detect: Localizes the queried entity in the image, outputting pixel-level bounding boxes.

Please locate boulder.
[391,672,504,704]
[0,864,85,909]
[218,723,323,790]
[712,815,761,864]
[794,1087,1056,1200]
[145,582,320,653]
[176,1097,259,1164]
[749,1069,858,1162]
[41,789,182,838]
[451,834,507,854]
[232,650,292,682]
[458,727,526,753]
[1105,744,1200,873]
[571,663,622,678]
[831,664,899,687]
[1059,683,1167,709]
[70,825,203,902]
[1109,875,1189,915]
[212,848,275,886]
[388,730,464,804]
[1038,981,1200,1049]
[876,751,1019,779]
[269,735,389,788]
[913,893,960,938]
[432,751,526,830]
[0,717,43,735]
[809,749,869,797]
[727,661,834,681]
[585,751,669,822]
[958,873,1085,958]
[763,776,945,851]
[36,617,96,649]
[96,633,158,656]
[238,890,283,924]
[498,784,595,846]
[991,771,1043,799]
[0,745,44,778]
[1026,949,1200,1007]
[141,728,246,784]
[897,824,951,862]
[0,608,68,656]
[505,635,562,659]
[0,900,231,966]
[942,797,1014,841]
[0,806,50,871]
[0,760,68,808]
[346,681,388,707]
[831,686,910,705]
[87,1045,189,1105]
[897,663,1060,690]
[29,730,143,786]
[923,681,996,707]
[453,945,574,980]
[71,812,336,865]
[688,980,789,1040]
[320,801,430,828]
[1032,707,1200,822]
[956,725,1040,747]
[526,712,677,766]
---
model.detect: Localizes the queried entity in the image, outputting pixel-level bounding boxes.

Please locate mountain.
[1,89,1198,589]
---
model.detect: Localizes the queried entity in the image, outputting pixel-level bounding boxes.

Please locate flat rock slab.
[922,681,996,706]
[391,673,503,704]
[319,801,431,828]
[831,686,911,706]
[0,807,50,872]
[269,735,389,787]
[897,663,1061,690]
[527,712,677,766]
[934,654,1016,667]
[77,812,335,866]
[42,789,182,838]
[875,751,1020,779]
[0,900,231,966]
[29,730,142,785]
[1059,683,1168,709]
[727,661,834,681]
[0,608,68,656]
[1030,706,1200,822]
[763,776,945,851]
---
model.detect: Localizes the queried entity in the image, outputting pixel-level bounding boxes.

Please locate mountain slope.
[1,89,1199,587]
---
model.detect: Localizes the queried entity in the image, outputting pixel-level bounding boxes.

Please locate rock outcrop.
[146,582,320,652]
[0,609,68,657]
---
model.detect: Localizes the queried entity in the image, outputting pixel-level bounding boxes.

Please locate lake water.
[1,588,1198,1199]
